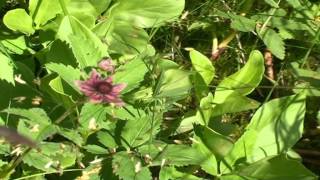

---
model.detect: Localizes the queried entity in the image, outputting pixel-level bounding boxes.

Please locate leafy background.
[0,0,319,179]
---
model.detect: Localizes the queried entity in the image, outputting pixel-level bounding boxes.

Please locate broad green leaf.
[223,93,306,172]
[159,166,202,180]
[156,69,192,99]
[3,9,35,35]
[194,125,234,161]
[29,0,64,27]
[112,151,152,180]
[236,155,317,180]
[211,91,260,117]
[88,0,111,14]
[0,52,15,84]
[46,40,78,66]
[23,142,77,172]
[46,63,81,92]
[57,16,108,68]
[189,49,215,85]
[113,58,148,94]
[192,136,218,176]
[214,50,264,97]
[179,93,213,132]
[108,0,185,28]
[121,116,160,148]
[49,76,78,100]
[106,22,150,55]
[258,27,285,59]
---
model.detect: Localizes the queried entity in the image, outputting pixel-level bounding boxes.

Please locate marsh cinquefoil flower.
[76,70,126,106]
[98,58,115,72]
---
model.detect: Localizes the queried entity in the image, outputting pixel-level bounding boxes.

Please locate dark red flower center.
[95,81,112,94]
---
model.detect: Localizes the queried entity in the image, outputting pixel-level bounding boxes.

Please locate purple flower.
[98,58,115,72]
[76,70,126,106]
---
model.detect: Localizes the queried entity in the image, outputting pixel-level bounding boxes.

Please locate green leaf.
[97,131,118,149]
[79,103,109,131]
[57,16,108,68]
[108,0,185,28]
[189,49,215,85]
[192,136,218,176]
[112,151,152,180]
[3,9,35,35]
[139,143,203,167]
[0,52,15,84]
[194,125,234,161]
[223,93,306,172]
[159,166,202,180]
[235,155,317,180]
[23,142,77,172]
[121,116,160,148]
[1,36,28,55]
[211,91,260,117]
[156,69,192,100]
[231,15,256,32]
[4,108,51,124]
[214,50,265,97]
[264,0,279,8]
[57,127,84,146]
[29,0,63,27]
[113,58,148,94]
[106,22,150,55]
[258,27,285,60]
[83,144,108,154]
[46,63,81,92]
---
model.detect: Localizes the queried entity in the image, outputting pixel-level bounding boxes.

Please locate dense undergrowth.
[0,0,319,179]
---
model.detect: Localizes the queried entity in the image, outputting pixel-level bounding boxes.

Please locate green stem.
[58,0,69,16]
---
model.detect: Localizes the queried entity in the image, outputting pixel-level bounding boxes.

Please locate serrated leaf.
[1,36,28,55]
[3,9,35,35]
[189,49,215,85]
[57,16,108,68]
[113,58,148,94]
[83,144,108,154]
[23,142,77,172]
[121,116,160,148]
[231,15,256,32]
[258,27,285,59]
[112,151,152,180]
[79,103,109,131]
[139,143,203,167]
[109,0,185,28]
[46,63,81,92]
[17,119,57,142]
[97,131,118,149]
[0,52,15,84]
[3,108,51,124]
[57,127,83,146]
